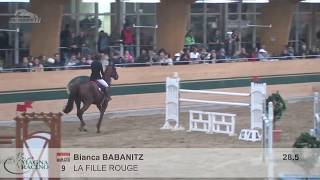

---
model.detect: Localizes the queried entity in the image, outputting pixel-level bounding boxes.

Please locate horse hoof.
[96,130,100,134]
[83,128,88,132]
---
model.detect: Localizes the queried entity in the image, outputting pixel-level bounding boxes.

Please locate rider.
[90,57,111,102]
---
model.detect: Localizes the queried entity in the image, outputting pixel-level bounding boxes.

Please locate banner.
[0,148,319,178]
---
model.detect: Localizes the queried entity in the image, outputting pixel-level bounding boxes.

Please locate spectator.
[65,54,80,67]
[158,49,167,63]
[77,57,90,69]
[280,48,292,60]
[288,46,295,57]
[149,49,158,63]
[32,57,44,72]
[208,30,222,51]
[136,49,150,64]
[100,53,109,70]
[98,30,110,54]
[173,51,182,62]
[216,48,226,62]
[121,24,135,55]
[165,53,173,65]
[190,47,200,61]
[206,50,217,63]
[53,53,64,68]
[60,24,72,61]
[73,32,90,56]
[199,48,209,61]
[86,54,94,65]
[179,48,190,63]
[123,50,134,63]
[17,57,31,72]
[248,48,258,62]
[257,48,269,61]
[185,30,195,48]
[235,48,248,61]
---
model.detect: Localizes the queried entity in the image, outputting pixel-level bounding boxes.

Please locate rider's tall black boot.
[104,87,112,102]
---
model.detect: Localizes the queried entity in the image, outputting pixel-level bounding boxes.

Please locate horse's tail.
[63,85,78,114]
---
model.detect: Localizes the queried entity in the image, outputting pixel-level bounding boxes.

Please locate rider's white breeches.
[97,79,109,87]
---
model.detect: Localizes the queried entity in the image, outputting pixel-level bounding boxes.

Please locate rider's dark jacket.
[90,60,104,81]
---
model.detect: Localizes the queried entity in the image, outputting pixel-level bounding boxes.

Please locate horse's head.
[104,63,119,84]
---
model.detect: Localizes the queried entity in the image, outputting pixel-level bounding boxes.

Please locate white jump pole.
[180,89,250,97]
[180,98,250,107]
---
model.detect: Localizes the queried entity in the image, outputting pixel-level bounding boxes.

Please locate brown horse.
[63,64,119,133]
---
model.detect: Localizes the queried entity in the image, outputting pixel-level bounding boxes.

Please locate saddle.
[91,81,105,92]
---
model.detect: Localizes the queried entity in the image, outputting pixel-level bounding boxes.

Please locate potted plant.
[292,133,320,175]
[266,92,287,142]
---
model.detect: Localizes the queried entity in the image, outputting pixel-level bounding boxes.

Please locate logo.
[3,152,49,175]
[56,152,71,162]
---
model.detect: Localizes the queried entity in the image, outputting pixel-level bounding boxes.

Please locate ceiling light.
[0,0,29,2]
[123,0,160,3]
[243,0,269,3]
[82,0,115,2]
[301,0,320,3]
[196,0,237,3]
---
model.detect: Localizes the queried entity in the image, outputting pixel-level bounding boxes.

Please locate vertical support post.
[162,72,184,130]
[15,117,22,148]
[14,28,19,65]
[267,102,273,150]
[262,102,274,179]
[251,82,267,129]
[313,92,320,140]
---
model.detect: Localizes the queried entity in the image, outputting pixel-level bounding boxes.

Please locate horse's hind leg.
[77,102,90,132]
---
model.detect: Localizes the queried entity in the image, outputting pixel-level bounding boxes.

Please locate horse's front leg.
[96,102,108,133]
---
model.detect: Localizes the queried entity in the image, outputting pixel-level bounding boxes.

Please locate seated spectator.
[165,53,173,65]
[158,49,167,64]
[173,51,182,62]
[17,57,32,72]
[206,50,216,63]
[248,48,258,62]
[235,48,248,61]
[257,48,269,61]
[178,48,190,64]
[77,57,90,69]
[280,48,292,60]
[86,54,94,65]
[123,50,134,63]
[288,46,295,57]
[53,53,64,68]
[190,47,200,61]
[199,48,209,61]
[308,46,320,58]
[32,57,44,72]
[216,48,226,62]
[136,49,150,64]
[160,52,173,66]
[111,51,124,64]
[65,54,80,67]
[149,50,158,63]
